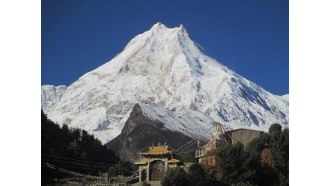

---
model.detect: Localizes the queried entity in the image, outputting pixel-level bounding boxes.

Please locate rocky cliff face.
[41,85,67,113]
[106,103,192,162]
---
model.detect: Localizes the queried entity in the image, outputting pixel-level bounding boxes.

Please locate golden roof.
[142,146,171,155]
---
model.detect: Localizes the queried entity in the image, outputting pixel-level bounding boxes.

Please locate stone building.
[134,144,181,185]
[195,123,264,180]
[224,128,263,147]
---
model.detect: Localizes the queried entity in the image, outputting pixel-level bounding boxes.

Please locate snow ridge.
[139,103,215,142]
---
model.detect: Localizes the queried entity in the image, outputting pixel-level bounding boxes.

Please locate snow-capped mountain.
[41,22,288,144]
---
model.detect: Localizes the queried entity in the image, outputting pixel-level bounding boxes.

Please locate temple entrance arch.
[150,160,165,181]
[135,144,181,183]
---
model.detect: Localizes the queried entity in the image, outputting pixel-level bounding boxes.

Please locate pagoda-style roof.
[141,146,171,155]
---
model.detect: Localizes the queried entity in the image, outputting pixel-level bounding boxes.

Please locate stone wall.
[225,129,263,147]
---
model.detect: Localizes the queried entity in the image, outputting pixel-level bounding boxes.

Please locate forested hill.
[41,110,121,184]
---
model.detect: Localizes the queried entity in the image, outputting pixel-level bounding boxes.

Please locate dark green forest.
[162,123,289,186]
[41,110,130,185]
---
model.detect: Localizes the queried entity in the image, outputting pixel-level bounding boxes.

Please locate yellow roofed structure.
[142,146,171,155]
[134,143,181,183]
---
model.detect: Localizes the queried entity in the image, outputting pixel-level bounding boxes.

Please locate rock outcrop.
[106,104,192,162]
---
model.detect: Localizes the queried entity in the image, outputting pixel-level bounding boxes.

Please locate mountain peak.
[151,22,168,30]
[122,22,197,62]
[178,24,186,31]
[149,22,187,34]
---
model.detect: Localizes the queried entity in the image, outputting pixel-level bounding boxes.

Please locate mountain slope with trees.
[41,110,125,185]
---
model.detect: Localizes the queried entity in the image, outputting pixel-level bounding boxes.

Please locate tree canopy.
[218,123,289,186]
[41,110,126,184]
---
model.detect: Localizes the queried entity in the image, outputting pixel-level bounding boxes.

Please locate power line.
[42,160,103,172]
[42,157,110,170]
[42,154,133,174]
[42,153,116,166]
[175,139,196,153]
[44,162,102,180]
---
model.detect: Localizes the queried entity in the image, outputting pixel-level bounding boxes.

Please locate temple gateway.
[134,144,181,183]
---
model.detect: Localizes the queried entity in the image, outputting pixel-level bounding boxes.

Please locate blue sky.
[42,0,288,95]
